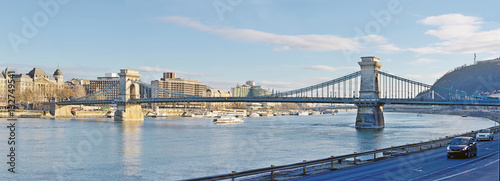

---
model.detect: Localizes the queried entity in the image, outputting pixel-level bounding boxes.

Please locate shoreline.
[2,109,498,122]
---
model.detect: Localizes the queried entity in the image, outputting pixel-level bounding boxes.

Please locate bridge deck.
[54,97,500,106]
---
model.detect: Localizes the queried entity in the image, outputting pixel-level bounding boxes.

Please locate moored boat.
[213,115,244,124]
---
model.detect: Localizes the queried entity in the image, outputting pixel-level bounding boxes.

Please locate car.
[446,137,477,159]
[476,129,494,141]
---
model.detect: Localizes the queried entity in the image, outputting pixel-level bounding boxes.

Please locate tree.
[228,102,247,109]
[278,103,300,110]
[72,85,87,99]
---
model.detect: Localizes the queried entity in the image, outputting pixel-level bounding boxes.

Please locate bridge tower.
[355,56,384,129]
[114,69,144,121]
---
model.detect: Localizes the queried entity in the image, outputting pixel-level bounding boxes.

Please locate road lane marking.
[483,159,499,166]
[408,150,499,181]
[432,168,478,181]
[433,159,499,181]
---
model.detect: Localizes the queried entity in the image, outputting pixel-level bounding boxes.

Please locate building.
[151,72,207,98]
[87,73,119,100]
[97,73,119,80]
[0,69,11,107]
[68,78,90,87]
[206,88,231,97]
[231,80,270,97]
[0,67,65,108]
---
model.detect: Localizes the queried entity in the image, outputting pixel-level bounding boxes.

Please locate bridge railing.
[377,71,495,100]
[267,71,361,98]
[381,98,500,104]
[73,82,119,101]
[185,126,500,181]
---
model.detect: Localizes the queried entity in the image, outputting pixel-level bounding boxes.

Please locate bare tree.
[227,102,247,109]
[72,85,87,99]
[278,103,300,110]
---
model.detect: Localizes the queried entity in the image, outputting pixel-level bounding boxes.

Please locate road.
[295,132,499,181]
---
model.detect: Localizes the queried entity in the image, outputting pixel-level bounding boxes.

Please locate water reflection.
[119,121,143,179]
[355,129,384,151]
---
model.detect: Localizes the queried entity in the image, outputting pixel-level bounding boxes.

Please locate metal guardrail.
[186,126,500,181]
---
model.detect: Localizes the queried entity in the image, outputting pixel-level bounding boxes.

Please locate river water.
[0,112,495,180]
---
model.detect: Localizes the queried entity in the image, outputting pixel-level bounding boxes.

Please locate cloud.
[410,14,500,54]
[408,58,436,65]
[203,80,239,90]
[417,14,481,39]
[376,44,405,53]
[156,16,388,52]
[303,65,359,72]
[135,66,219,78]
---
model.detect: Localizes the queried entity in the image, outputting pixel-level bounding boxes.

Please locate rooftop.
[28,68,48,79]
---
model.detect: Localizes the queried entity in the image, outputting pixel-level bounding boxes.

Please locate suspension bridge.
[50,56,500,129]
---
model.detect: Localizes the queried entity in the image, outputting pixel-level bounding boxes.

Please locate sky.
[1,0,499,91]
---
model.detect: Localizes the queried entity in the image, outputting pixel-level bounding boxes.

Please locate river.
[0,112,495,180]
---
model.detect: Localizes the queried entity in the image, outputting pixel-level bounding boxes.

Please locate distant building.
[97,73,119,80]
[88,73,119,100]
[68,78,90,86]
[231,80,270,97]
[151,72,207,98]
[206,88,231,97]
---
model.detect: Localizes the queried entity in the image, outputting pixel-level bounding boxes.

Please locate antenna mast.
[474,53,477,64]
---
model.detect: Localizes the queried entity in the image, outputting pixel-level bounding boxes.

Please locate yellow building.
[151,72,207,98]
[0,67,65,108]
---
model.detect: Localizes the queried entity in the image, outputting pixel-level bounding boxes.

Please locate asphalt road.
[295,132,500,181]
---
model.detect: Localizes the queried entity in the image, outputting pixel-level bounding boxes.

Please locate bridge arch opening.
[130,83,137,99]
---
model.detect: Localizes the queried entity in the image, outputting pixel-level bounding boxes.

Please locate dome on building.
[28,68,48,78]
[54,69,63,76]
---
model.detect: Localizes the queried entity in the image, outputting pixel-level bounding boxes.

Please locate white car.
[476,129,494,141]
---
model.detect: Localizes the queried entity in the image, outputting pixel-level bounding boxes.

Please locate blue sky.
[1,0,499,91]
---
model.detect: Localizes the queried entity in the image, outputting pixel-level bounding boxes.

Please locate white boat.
[249,112,260,117]
[204,112,217,118]
[298,111,309,116]
[213,115,244,124]
[310,111,321,115]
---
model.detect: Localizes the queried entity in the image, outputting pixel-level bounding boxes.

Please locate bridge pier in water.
[115,103,144,121]
[50,103,74,117]
[114,69,144,122]
[355,56,385,129]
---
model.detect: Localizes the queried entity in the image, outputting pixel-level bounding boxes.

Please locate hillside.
[432,58,500,95]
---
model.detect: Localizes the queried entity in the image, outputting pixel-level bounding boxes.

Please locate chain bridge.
[50,56,500,129]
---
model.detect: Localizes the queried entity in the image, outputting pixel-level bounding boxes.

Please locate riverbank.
[0,109,342,119]
[0,110,109,118]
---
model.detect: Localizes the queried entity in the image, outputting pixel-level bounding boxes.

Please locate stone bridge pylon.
[355,56,384,129]
[114,69,144,121]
